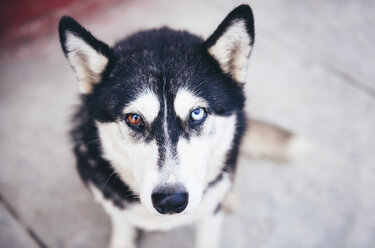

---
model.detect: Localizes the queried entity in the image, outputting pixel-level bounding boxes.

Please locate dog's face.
[59,5,254,215]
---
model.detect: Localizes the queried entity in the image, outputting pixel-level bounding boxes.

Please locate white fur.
[90,184,137,248]
[174,88,208,119]
[96,120,160,215]
[162,88,173,174]
[175,114,237,213]
[65,32,108,94]
[208,20,252,83]
[196,212,223,248]
[123,91,160,123]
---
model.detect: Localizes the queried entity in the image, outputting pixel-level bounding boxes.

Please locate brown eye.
[126,113,143,126]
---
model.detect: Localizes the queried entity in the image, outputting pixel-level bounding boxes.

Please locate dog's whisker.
[83,138,100,146]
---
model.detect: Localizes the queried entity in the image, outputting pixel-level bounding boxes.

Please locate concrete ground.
[1,0,374,247]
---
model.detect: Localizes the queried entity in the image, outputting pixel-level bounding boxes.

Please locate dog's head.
[59,5,254,215]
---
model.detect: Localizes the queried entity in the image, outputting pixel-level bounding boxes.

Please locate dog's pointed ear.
[59,16,112,94]
[205,5,255,83]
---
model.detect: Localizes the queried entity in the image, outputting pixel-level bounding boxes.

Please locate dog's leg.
[88,184,137,248]
[109,216,137,248]
[196,212,223,248]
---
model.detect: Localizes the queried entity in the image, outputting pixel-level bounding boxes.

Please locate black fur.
[59,5,254,208]
[59,16,113,62]
[71,104,139,207]
[205,5,255,49]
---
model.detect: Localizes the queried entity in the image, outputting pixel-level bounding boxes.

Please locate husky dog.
[59,5,255,248]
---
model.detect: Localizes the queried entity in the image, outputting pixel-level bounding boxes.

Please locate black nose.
[152,192,188,214]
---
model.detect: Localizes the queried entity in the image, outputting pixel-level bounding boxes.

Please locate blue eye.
[190,107,207,124]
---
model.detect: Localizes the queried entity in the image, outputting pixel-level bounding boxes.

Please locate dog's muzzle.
[151,185,188,214]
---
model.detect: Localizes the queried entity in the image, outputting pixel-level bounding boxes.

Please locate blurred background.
[0,0,374,247]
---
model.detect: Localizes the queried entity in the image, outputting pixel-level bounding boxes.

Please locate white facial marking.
[162,90,173,166]
[167,174,176,184]
[96,120,161,214]
[174,88,208,119]
[65,32,108,94]
[175,114,237,213]
[208,19,252,83]
[123,91,160,124]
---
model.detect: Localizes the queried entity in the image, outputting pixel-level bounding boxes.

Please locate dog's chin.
[141,201,194,216]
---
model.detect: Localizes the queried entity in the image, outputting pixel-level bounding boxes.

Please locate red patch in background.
[0,0,121,51]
